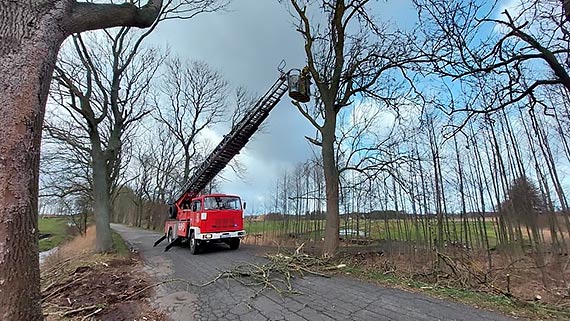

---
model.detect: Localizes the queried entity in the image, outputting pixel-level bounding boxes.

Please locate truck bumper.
[196,230,246,241]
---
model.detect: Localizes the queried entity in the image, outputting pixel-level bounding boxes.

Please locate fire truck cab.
[164,193,246,254]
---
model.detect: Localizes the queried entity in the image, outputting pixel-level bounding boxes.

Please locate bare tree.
[49,32,165,252]
[156,58,229,183]
[141,123,182,204]
[0,1,167,319]
[40,110,93,202]
[40,116,94,236]
[285,0,425,256]
[414,0,570,123]
[231,86,263,129]
[47,0,228,253]
[124,123,182,229]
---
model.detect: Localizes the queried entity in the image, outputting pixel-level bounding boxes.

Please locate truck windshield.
[203,196,241,210]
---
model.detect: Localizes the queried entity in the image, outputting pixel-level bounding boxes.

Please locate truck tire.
[167,228,175,243]
[189,232,200,255]
[229,238,240,250]
[168,204,178,219]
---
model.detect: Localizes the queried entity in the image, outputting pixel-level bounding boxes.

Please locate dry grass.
[41,227,166,321]
[42,228,97,269]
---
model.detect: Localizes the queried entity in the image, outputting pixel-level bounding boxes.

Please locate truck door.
[191,200,202,226]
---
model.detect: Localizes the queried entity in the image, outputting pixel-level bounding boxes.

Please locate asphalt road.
[112,224,517,321]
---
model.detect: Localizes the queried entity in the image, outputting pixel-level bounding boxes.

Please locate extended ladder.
[175,73,289,201]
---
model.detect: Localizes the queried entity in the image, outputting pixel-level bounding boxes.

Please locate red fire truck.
[154,67,310,254]
[164,194,245,254]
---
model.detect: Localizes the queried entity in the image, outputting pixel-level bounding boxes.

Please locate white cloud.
[350,99,397,135]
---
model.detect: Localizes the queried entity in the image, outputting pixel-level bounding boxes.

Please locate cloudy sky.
[146,1,418,213]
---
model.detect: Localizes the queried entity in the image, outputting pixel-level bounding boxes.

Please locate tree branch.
[65,0,163,35]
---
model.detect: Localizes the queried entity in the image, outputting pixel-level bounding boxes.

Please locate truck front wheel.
[189,232,200,255]
[167,228,174,243]
[229,238,240,250]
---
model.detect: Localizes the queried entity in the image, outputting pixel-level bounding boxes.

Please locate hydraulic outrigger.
[154,67,311,252]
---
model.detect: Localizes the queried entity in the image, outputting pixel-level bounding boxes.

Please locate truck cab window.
[204,196,241,210]
[192,201,201,212]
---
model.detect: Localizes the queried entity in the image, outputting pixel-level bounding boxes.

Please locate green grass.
[38,217,74,251]
[245,220,288,234]
[343,265,570,320]
[112,231,130,256]
[245,217,502,248]
[366,219,499,247]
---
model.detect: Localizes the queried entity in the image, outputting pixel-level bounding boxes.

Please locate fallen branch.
[41,274,88,302]
[41,281,57,294]
[62,305,101,317]
[203,249,335,298]
[435,251,517,300]
[81,307,103,321]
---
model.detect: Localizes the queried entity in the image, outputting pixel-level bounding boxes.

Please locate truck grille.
[213,218,235,229]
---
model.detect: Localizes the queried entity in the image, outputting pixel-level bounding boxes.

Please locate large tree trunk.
[321,118,340,256]
[92,150,114,252]
[0,2,67,320]
[0,0,162,318]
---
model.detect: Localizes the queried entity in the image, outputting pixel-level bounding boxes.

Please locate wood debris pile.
[207,244,345,297]
[41,256,165,321]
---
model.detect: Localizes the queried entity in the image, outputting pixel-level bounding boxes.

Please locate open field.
[244,217,501,248]
[38,216,76,251]
[241,215,570,318]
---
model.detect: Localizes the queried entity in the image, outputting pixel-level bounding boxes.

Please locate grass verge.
[112,231,129,256]
[342,265,570,320]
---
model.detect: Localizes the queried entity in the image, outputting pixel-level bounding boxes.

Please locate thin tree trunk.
[454,135,469,248]
[428,119,444,252]
[471,126,493,268]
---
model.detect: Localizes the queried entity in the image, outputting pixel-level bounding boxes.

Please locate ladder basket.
[288,69,311,103]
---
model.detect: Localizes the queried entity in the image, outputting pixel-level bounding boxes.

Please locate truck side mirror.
[243,202,247,210]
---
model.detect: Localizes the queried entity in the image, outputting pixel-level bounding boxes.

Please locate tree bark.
[0,2,67,320]
[0,0,162,319]
[92,146,113,252]
[321,114,340,256]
